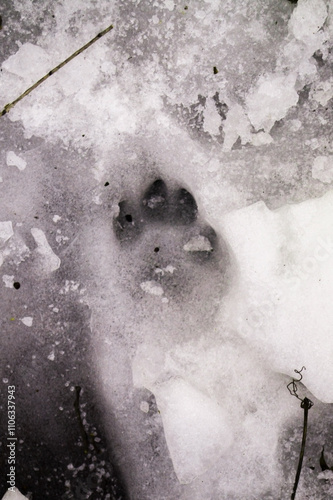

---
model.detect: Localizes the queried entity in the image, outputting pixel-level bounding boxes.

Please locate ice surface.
[220,190,333,403]
[1,0,333,498]
[155,378,234,483]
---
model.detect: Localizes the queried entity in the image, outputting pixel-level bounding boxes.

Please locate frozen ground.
[1,0,333,499]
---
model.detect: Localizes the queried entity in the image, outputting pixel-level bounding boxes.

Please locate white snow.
[1,0,333,498]
[163,0,175,11]
[140,281,164,296]
[155,265,177,276]
[6,152,27,171]
[183,235,213,252]
[203,98,221,136]
[164,265,176,274]
[2,43,51,81]
[318,469,333,481]
[132,188,333,485]
[132,342,166,389]
[220,189,333,403]
[139,401,150,413]
[310,78,333,106]
[47,350,55,361]
[0,221,14,246]
[289,0,328,41]
[20,317,33,327]
[222,103,251,151]
[246,73,299,132]
[251,131,273,147]
[2,275,15,288]
[59,280,80,294]
[312,155,333,183]
[31,228,61,273]
[155,378,234,483]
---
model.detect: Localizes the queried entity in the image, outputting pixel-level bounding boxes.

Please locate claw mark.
[1,23,114,116]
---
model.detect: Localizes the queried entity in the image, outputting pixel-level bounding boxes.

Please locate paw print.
[113,178,230,305]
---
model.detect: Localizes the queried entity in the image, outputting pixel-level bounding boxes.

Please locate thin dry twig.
[1,23,114,117]
[74,385,89,454]
[287,367,314,500]
[287,366,306,402]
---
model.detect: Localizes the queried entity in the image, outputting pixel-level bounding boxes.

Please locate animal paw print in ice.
[113,179,230,306]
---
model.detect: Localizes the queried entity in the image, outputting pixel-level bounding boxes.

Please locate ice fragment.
[20,317,33,327]
[183,235,213,252]
[6,152,27,171]
[31,228,61,272]
[312,156,333,184]
[0,221,14,246]
[140,281,164,296]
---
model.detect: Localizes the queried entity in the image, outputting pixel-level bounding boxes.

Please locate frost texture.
[246,74,299,132]
[1,0,333,498]
[289,0,328,41]
[31,228,61,273]
[312,156,333,183]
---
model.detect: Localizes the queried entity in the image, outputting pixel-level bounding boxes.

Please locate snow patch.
[183,235,213,252]
[289,0,328,42]
[223,103,251,151]
[163,0,175,11]
[251,131,273,147]
[155,378,234,483]
[6,151,27,171]
[312,156,333,183]
[246,73,298,132]
[140,281,164,296]
[31,228,61,272]
[2,275,14,288]
[20,317,33,327]
[140,401,150,413]
[220,189,333,402]
[310,79,333,106]
[0,221,14,246]
[47,350,55,361]
[2,43,51,81]
[203,98,221,136]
